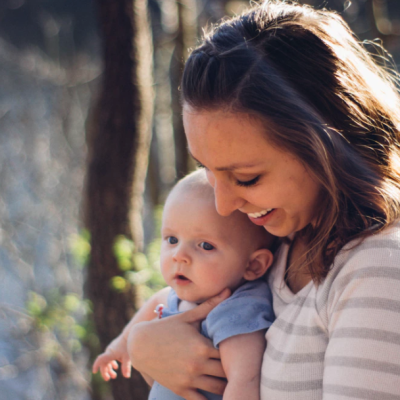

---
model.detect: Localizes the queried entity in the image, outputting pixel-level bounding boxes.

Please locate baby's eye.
[200,242,215,251]
[167,236,178,245]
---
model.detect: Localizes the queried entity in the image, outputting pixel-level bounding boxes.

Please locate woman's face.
[183,108,322,237]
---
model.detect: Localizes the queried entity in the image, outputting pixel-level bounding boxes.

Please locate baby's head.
[161,170,275,303]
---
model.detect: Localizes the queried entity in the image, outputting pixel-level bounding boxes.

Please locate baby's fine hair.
[168,169,276,251]
[171,168,213,198]
[181,0,400,281]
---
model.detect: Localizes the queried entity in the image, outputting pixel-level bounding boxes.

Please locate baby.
[93,170,275,400]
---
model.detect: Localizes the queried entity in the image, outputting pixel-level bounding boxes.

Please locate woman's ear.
[243,249,274,281]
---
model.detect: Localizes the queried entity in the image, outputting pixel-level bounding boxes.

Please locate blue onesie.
[148,279,275,400]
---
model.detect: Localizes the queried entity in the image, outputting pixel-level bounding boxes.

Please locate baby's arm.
[219,330,266,400]
[92,286,171,384]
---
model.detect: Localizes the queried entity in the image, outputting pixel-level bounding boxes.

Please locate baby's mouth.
[174,273,191,284]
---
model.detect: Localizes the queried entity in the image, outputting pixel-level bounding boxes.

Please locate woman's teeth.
[248,209,273,218]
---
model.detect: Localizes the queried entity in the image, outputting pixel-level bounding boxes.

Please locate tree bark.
[85,0,153,398]
[171,0,197,179]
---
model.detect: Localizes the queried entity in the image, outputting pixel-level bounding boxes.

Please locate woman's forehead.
[184,110,264,147]
[184,111,288,172]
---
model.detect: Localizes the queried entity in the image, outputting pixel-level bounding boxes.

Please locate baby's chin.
[178,299,202,310]
[177,292,214,305]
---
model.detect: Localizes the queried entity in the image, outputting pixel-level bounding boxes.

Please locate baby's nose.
[172,245,191,263]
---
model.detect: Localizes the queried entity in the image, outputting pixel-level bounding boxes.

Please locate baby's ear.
[244,249,274,281]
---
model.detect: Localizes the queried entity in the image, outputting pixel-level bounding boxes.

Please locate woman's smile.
[246,209,277,226]
[184,107,322,237]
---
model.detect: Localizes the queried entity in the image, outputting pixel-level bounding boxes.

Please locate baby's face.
[160,190,261,303]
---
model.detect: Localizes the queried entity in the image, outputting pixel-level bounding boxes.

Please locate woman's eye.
[236,175,260,187]
[167,236,178,244]
[196,161,208,170]
[200,242,215,251]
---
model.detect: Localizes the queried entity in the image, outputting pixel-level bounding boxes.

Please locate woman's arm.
[128,289,231,400]
[219,331,266,400]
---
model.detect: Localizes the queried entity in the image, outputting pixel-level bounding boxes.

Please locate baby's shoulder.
[229,279,272,301]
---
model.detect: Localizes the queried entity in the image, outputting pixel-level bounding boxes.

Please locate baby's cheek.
[159,255,170,279]
[205,170,215,187]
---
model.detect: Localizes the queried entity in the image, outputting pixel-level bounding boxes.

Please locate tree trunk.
[85,0,153,398]
[171,0,197,179]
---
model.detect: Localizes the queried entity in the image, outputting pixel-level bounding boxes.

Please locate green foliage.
[112,206,166,302]
[69,229,91,268]
[25,289,92,358]
[113,235,135,271]
[43,209,166,394]
[110,275,128,292]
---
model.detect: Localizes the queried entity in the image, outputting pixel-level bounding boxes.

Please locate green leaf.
[110,276,128,292]
[133,252,149,270]
[69,230,91,267]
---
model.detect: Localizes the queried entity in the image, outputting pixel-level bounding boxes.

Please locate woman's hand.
[127,289,231,400]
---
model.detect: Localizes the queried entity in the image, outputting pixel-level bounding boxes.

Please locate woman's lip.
[247,209,276,226]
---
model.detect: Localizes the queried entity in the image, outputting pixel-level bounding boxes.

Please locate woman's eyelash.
[236,176,260,187]
[196,161,259,187]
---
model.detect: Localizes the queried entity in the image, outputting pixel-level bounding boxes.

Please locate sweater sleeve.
[322,235,400,399]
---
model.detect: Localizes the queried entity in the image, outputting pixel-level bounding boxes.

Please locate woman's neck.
[285,235,313,294]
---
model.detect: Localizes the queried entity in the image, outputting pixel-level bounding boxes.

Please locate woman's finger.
[182,289,231,324]
[202,358,225,378]
[195,376,226,396]
[184,389,208,400]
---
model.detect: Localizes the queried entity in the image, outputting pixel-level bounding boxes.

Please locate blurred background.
[0,0,399,399]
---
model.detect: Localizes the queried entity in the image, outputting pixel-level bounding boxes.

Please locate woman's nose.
[213,180,246,216]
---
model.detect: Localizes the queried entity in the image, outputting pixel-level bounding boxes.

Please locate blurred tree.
[84,0,153,399]
[147,0,178,207]
[171,0,198,179]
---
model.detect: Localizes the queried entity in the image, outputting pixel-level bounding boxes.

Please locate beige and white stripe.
[261,221,400,400]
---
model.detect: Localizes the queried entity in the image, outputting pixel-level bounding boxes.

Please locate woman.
[129,1,400,399]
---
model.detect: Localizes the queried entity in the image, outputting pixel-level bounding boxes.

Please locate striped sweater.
[261,221,400,400]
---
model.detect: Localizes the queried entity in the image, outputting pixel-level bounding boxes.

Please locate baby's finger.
[121,358,132,378]
[92,362,99,374]
[108,364,118,379]
[100,365,111,381]
[92,356,103,373]
[111,360,119,370]
[92,354,112,374]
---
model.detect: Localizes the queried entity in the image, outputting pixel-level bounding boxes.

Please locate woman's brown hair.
[181,0,400,282]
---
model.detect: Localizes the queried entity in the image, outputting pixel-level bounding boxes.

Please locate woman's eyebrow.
[189,151,258,171]
[214,163,258,171]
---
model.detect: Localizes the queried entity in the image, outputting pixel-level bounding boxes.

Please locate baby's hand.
[92,335,132,381]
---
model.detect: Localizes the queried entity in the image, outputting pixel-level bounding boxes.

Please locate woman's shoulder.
[312,221,400,333]
[336,220,400,269]
[316,220,400,311]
